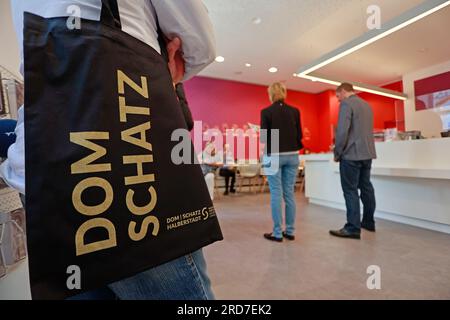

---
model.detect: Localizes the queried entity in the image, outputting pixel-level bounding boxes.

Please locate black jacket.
[260,101,303,154]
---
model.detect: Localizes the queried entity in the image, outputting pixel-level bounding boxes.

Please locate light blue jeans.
[69,249,214,300]
[264,154,299,239]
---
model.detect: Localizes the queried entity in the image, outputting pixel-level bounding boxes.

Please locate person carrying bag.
[23,0,222,300]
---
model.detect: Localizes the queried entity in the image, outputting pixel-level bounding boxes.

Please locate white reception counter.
[300,138,450,234]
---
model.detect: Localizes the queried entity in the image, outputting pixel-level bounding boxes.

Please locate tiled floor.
[203,191,450,299]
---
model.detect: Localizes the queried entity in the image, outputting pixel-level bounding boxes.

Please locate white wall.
[403,59,450,138]
[0,0,21,79]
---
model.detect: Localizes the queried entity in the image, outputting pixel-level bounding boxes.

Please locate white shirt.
[1,0,216,194]
[10,0,216,80]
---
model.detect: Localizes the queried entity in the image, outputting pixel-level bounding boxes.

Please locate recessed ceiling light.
[215,56,225,63]
[293,73,298,77]
[252,17,262,24]
[245,63,252,67]
[269,67,278,73]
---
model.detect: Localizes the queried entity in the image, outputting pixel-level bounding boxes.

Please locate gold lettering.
[118,70,149,98]
[123,155,155,186]
[118,96,150,123]
[70,132,111,174]
[128,216,160,241]
[121,122,152,151]
[72,177,114,216]
[117,70,159,242]
[126,186,157,216]
[75,218,117,256]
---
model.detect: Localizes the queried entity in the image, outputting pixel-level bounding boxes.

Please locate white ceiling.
[318,4,450,85]
[200,0,449,93]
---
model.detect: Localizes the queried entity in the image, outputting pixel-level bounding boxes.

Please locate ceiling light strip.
[297,0,450,76]
[299,74,407,100]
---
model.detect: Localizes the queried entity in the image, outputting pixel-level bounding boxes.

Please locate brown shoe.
[282,231,295,241]
[361,224,376,232]
[329,228,360,239]
[264,233,283,242]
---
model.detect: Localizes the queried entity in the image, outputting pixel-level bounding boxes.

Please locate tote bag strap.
[100,0,168,62]
[155,14,168,62]
[100,0,122,29]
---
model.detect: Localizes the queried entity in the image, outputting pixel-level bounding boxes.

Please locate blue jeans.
[264,154,299,239]
[340,159,376,234]
[69,249,214,300]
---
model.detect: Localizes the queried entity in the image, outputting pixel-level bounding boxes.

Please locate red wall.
[316,90,333,152]
[184,77,323,152]
[326,81,403,131]
[384,81,405,131]
[358,94,396,130]
[184,76,403,153]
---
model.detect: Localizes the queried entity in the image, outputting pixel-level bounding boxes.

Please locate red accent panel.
[184,77,404,153]
[414,71,450,111]
[414,70,450,96]
[358,92,397,130]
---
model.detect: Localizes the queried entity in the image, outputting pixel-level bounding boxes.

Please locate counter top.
[300,138,450,180]
[330,165,450,180]
[299,153,332,161]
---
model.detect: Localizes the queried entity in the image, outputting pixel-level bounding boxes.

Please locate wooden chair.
[295,163,305,193]
[213,167,225,199]
[238,163,261,193]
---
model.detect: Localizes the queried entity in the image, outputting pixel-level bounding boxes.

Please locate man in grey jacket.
[330,83,377,240]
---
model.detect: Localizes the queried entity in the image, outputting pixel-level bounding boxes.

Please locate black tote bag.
[24,0,222,300]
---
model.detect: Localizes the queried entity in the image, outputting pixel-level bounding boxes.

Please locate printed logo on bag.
[166,206,216,231]
[70,70,159,256]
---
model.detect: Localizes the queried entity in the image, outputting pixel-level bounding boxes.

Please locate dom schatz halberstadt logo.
[166,206,216,231]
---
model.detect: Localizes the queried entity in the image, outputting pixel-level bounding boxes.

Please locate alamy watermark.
[366,265,381,290]
[66,5,81,30]
[171,121,281,174]
[66,265,81,290]
[367,5,381,30]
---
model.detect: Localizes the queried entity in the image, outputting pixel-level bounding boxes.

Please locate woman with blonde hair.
[261,82,303,242]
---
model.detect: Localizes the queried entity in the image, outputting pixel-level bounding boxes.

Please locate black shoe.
[264,233,283,242]
[230,189,236,194]
[361,224,376,232]
[282,231,295,241]
[223,191,229,196]
[329,228,360,239]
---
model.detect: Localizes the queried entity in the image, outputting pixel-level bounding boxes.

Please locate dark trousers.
[219,168,236,192]
[340,159,376,234]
